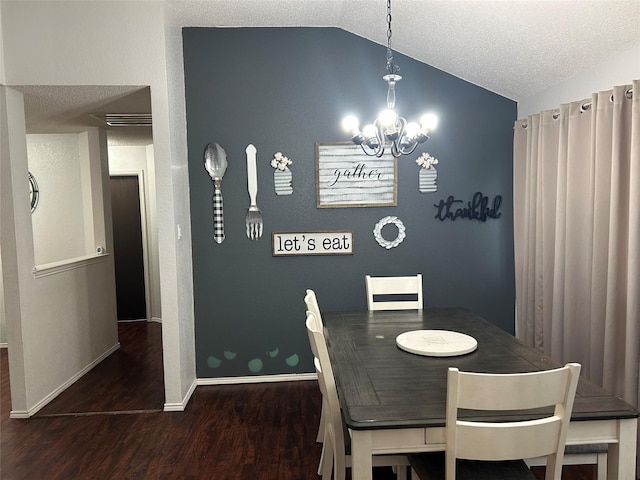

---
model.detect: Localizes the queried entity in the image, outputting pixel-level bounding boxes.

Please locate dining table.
[322,308,638,480]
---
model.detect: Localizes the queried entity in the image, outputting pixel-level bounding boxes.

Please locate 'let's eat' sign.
[272,231,353,256]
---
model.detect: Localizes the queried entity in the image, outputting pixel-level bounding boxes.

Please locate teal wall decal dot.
[207,355,222,368]
[285,353,299,367]
[224,350,237,360]
[248,358,263,373]
[267,347,279,358]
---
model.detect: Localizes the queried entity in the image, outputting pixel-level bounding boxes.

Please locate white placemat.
[396,330,478,357]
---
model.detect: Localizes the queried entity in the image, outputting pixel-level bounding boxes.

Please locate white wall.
[0,4,5,85]
[1,0,195,411]
[27,134,89,265]
[0,250,5,345]
[0,7,6,346]
[108,144,162,321]
[518,45,640,118]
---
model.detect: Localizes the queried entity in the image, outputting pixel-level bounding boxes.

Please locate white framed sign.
[272,231,353,256]
[315,143,397,208]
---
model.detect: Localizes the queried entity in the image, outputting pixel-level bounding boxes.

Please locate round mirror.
[29,172,39,213]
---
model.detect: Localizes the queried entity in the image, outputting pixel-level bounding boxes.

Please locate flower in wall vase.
[271,152,293,195]
[416,152,439,193]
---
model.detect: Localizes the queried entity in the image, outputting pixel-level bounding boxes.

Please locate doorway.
[3,85,165,416]
[110,174,148,321]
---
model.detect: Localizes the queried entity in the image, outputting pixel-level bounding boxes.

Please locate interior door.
[110,175,147,321]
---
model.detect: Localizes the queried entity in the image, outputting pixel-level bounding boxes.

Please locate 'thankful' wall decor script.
[434,192,502,222]
[316,143,397,208]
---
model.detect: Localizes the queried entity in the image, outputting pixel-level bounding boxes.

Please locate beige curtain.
[513,80,639,412]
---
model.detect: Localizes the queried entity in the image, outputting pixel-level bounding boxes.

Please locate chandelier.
[342,0,438,158]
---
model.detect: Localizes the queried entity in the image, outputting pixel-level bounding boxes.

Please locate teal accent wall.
[183,27,517,378]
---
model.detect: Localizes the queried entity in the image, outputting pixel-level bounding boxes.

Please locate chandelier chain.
[341,0,436,158]
[385,0,398,74]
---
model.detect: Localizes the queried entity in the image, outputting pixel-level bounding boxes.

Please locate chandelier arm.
[397,141,420,156]
[359,144,375,157]
[374,124,386,157]
[360,142,385,158]
[360,124,385,157]
[395,116,407,141]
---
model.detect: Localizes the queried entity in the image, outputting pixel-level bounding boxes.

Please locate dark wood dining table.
[322,308,638,480]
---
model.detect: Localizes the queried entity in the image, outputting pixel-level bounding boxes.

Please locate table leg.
[350,429,373,480]
[607,418,638,480]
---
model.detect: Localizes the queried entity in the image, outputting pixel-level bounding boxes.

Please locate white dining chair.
[408,363,581,480]
[365,274,423,311]
[305,311,410,480]
[304,289,327,446]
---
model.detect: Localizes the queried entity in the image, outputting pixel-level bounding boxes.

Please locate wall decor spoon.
[204,143,228,244]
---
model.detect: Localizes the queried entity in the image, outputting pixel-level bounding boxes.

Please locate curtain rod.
[518,87,634,128]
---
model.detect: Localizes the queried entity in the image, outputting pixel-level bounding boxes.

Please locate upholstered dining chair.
[408,363,581,480]
[305,311,410,480]
[365,274,423,311]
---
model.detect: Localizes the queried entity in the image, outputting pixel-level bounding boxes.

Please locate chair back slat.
[365,274,423,311]
[455,367,573,410]
[456,418,562,460]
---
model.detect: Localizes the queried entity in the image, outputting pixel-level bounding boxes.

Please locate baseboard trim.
[163,378,197,412]
[197,372,317,386]
[10,342,121,419]
[150,317,162,324]
[163,374,316,411]
[0,343,7,349]
[9,409,30,419]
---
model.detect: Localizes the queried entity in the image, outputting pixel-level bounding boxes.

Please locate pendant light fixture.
[342,0,438,158]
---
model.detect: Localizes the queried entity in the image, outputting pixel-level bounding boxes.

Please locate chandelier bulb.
[405,122,421,139]
[362,124,378,139]
[342,115,361,136]
[378,109,397,127]
[420,113,438,132]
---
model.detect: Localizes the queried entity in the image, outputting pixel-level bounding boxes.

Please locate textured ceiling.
[168,0,640,100]
[15,0,640,141]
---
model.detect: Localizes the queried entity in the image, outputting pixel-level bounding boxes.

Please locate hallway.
[1,321,164,417]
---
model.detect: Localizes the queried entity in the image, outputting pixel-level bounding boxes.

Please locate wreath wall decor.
[373,216,406,249]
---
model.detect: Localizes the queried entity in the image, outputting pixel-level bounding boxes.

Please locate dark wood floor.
[34,321,165,417]
[0,322,595,479]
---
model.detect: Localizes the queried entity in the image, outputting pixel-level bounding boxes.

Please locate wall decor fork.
[245,144,263,240]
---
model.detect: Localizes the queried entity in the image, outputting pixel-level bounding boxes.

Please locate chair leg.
[334,443,346,480]
[595,452,607,480]
[317,401,326,443]
[317,441,326,476]
[394,465,408,480]
[318,433,333,478]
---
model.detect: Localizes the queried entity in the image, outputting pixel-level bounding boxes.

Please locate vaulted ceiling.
[12,0,640,141]
[167,0,640,100]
